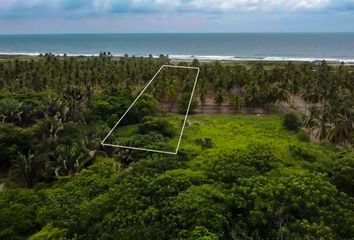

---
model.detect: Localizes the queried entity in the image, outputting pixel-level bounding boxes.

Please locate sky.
[0,0,353,33]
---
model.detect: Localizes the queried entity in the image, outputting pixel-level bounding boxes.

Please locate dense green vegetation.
[0,54,354,239]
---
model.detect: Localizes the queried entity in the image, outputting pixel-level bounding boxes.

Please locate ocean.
[0,33,354,62]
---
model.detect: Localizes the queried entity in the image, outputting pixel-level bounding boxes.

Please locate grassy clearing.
[181,114,337,175]
[114,114,335,172]
[183,114,333,166]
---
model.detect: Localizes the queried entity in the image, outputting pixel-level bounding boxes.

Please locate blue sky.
[0,0,353,33]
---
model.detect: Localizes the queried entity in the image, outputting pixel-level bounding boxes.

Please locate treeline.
[0,53,169,92]
[1,54,354,145]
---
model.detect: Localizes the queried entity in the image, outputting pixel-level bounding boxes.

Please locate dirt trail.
[193,89,266,115]
[163,90,309,115]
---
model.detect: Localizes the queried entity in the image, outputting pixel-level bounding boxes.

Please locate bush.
[330,154,354,196]
[194,138,213,149]
[283,112,302,131]
[89,92,131,123]
[0,189,42,239]
[29,224,66,240]
[289,145,317,162]
[297,130,310,142]
[177,93,198,115]
[138,117,175,138]
[128,94,158,123]
[89,93,158,126]
[0,98,23,125]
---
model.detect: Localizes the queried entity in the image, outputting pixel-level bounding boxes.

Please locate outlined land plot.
[101,65,200,154]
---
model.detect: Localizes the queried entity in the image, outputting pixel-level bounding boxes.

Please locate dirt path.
[194,91,267,115]
[163,91,310,116]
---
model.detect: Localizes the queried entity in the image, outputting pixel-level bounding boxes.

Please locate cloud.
[0,0,352,19]
[181,0,331,12]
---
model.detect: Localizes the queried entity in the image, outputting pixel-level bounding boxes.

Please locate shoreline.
[1,52,354,64]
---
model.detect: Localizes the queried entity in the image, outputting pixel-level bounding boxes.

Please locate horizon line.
[1,31,354,35]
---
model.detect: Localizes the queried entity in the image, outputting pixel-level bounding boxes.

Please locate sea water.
[0,33,353,62]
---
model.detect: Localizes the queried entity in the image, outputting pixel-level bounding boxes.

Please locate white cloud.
[0,0,349,17]
[185,0,331,12]
[132,0,181,11]
[93,0,114,12]
[287,0,331,10]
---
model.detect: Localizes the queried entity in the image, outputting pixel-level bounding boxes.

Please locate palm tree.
[326,113,354,145]
[50,145,92,178]
[314,119,330,141]
[198,78,210,112]
[79,136,99,158]
[301,86,319,115]
[192,59,200,67]
[229,95,245,113]
[43,113,64,140]
[214,89,226,112]
[303,105,332,141]
[302,106,320,129]
[42,97,68,121]
[0,100,23,124]
[276,86,290,112]
[62,86,88,122]
[11,151,43,187]
[284,63,301,106]
[165,76,179,111]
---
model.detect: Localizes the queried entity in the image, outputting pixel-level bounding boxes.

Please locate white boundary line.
[101,65,200,155]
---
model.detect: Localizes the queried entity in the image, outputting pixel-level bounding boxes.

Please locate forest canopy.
[0,53,353,239]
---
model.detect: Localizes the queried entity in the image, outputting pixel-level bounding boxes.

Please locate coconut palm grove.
[0,53,354,239]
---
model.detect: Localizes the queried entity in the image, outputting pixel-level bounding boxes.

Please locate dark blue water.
[0,33,353,62]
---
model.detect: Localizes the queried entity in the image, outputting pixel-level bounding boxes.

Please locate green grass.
[182,114,298,150]
[180,114,334,171]
[114,114,335,171]
[116,124,140,138]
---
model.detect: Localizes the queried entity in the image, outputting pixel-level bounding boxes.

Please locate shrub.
[129,94,158,123]
[0,189,42,239]
[28,224,66,240]
[194,138,213,149]
[283,112,302,131]
[330,154,354,196]
[89,93,131,123]
[177,93,198,115]
[297,130,310,142]
[0,98,23,125]
[289,145,317,162]
[138,117,175,138]
[89,93,158,126]
[197,144,280,183]
[20,99,42,124]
